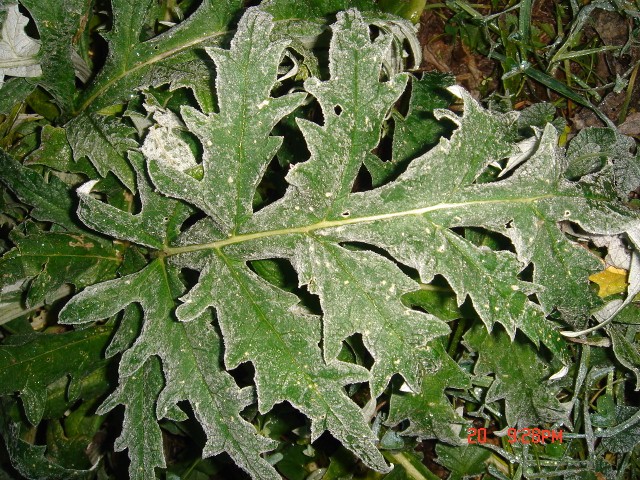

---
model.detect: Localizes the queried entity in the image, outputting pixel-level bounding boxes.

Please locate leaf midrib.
[0,327,111,373]
[73,15,326,116]
[74,29,229,115]
[164,194,555,256]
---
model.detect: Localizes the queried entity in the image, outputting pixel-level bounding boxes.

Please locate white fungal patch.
[77,180,100,195]
[141,105,197,172]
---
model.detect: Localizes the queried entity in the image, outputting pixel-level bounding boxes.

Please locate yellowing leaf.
[590,266,628,298]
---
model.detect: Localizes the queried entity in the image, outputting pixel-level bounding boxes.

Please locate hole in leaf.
[368,25,381,42]
[17,4,39,39]
[180,267,200,291]
[313,431,346,459]
[253,157,288,212]
[179,210,207,232]
[227,362,256,389]
[338,241,396,263]
[350,165,373,192]
[403,275,462,321]
[247,258,298,291]
[270,100,312,168]
[459,227,516,252]
[625,379,640,406]
[396,74,413,118]
[518,262,534,282]
[374,117,394,163]
[333,104,342,116]
[247,259,321,315]
[341,333,374,370]
[527,292,542,306]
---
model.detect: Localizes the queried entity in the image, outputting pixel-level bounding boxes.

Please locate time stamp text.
[467,427,564,444]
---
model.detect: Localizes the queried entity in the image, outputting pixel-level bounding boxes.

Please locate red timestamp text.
[467,427,563,445]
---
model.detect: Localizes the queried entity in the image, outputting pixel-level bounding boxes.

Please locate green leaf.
[56,7,638,475]
[386,342,470,444]
[463,324,569,428]
[296,240,449,396]
[5,5,639,479]
[76,152,192,249]
[175,252,388,472]
[148,9,306,232]
[17,0,88,111]
[97,356,166,480]
[0,78,34,115]
[0,325,112,424]
[24,125,98,178]
[607,324,640,388]
[0,149,77,230]
[1,418,95,480]
[434,443,490,480]
[248,9,408,227]
[0,229,120,306]
[44,400,105,470]
[66,112,138,190]
[566,127,639,199]
[377,72,454,185]
[378,0,427,23]
[60,259,282,480]
[384,451,441,480]
[598,405,640,453]
[261,0,377,19]
[73,0,243,115]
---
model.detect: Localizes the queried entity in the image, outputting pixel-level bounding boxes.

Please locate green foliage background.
[0,1,639,479]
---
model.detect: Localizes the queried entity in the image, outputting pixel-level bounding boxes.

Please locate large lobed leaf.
[60,7,639,476]
[1,5,638,479]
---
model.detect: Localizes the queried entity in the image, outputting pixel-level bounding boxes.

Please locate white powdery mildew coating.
[0,4,42,86]
[43,3,640,479]
[141,105,197,172]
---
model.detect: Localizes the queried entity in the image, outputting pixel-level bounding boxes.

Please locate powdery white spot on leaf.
[0,4,42,87]
[141,105,197,172]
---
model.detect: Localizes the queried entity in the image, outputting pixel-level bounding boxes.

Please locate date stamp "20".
[467,427,564,444]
